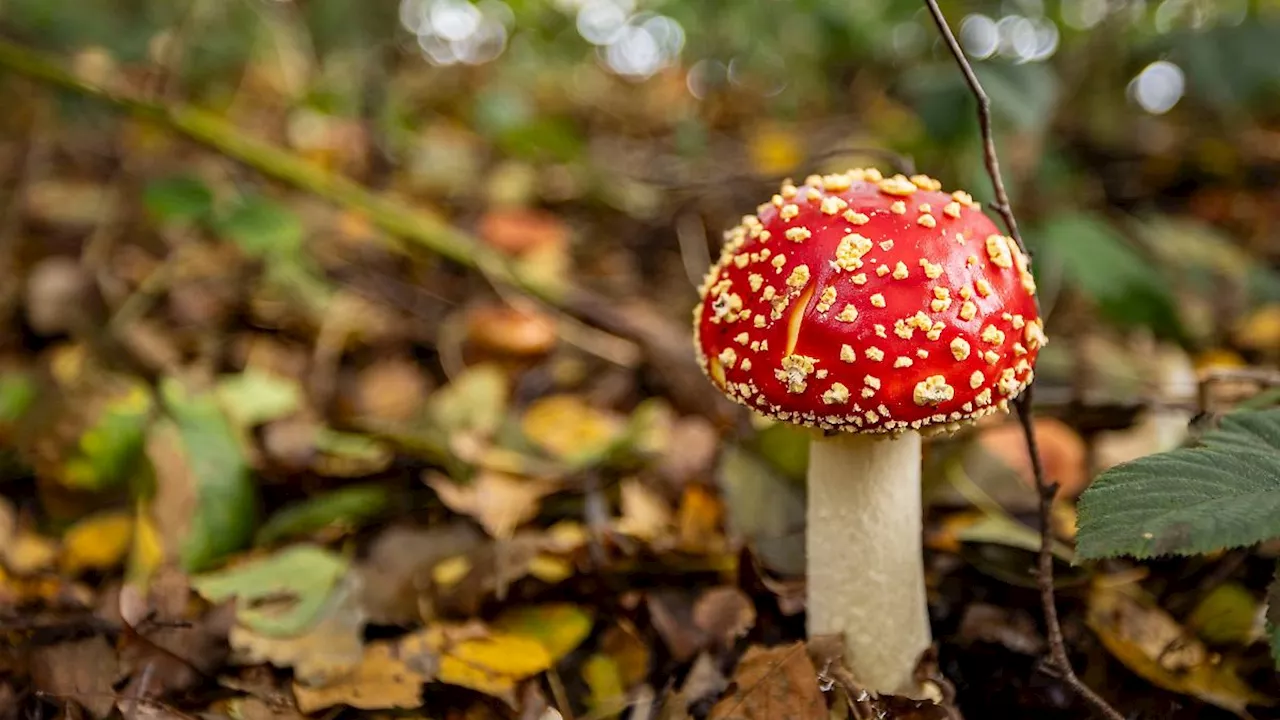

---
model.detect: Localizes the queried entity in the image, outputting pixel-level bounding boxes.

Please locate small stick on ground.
[921,3,1125,719]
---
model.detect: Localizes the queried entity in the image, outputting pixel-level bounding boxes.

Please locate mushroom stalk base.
[806,430,930,696]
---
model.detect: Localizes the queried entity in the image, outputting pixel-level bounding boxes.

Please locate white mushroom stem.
[806,429,931,696]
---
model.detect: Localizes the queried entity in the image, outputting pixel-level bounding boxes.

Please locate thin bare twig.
[922,3,1125,719]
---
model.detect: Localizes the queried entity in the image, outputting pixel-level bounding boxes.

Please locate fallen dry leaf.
[520,394,625,466]
[1087,579,1270,717]
[228,572,366,686]
[359,522,484,625]
[115,568,234,707]
[29,635,120,719]
[426,470,559,539]
[707,642,826,720]
[693,587,756,649]
[292,640,426,713]
[614,477,673,544]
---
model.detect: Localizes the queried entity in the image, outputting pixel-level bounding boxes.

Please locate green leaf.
[215,194,304,258]
[1032,215,1186,343]
[191,543,347,636]
[62,386,152,491]
[160,378,258,572]
[1187,582,1260,645]
[0,371,37,426]
[424,363,508,439]
[255,484,390,546]
[215,371,302,428]
[1076,408,1280,561]
[143,176,213,225]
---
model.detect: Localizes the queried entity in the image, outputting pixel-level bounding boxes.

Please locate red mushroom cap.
[693,168,1045,434]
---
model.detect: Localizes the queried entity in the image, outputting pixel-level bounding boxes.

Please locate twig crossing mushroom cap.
[693,168,1045,434]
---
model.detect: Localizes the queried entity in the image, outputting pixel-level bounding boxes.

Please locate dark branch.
[921,3,1124,719]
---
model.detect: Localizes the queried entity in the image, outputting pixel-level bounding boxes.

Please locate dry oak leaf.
[707,642,826,720]
[426,470,559,539]
[292,641,426,714]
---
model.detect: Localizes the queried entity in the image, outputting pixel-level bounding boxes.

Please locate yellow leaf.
[432,554,472,589]
[400,624,553,704]
[492,604,593,661]
[520,395,624,466]
[60,510,133,575]
[528,554,573,584]
[292,641,425,714]
[583,653,626,719]
[440,633,551,696]
[1087,579,1270,717]
[746,123,802,176]
[127,503,164,587]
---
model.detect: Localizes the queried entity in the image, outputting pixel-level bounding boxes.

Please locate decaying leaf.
[707,643,826,720]
[29,636,120,719]
[1087,579,1270,717]
[292,640,426,713]
[614,477,673,543]
[426,470,559,539]
[692,586,756,649]
[191,543,348,636]
[228,571,366,686]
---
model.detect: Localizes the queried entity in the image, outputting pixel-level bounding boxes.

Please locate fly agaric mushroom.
[693,168,1044,695]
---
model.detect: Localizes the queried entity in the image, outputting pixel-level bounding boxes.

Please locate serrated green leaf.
[215,194,303,258]
[191,543,347,636]
[1076,408,1280,561]
[255,484,390,546]
[143,176,213,225]
[160,378,258,572]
